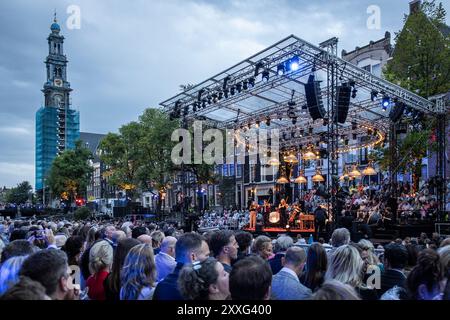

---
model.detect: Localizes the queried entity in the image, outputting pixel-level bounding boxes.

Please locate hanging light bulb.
[312,169,325,182]
[294,170,307,184]
[283,154,299,164]
[303,144,317,161]
[268,157,280,166]
[276,176,290,184]
[362,162,377,176]
[349,165,362,178]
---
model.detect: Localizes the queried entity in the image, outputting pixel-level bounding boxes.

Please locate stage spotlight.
[248,77,255,88]
[301,104,308,115]
[197,89,205,102]
[309,127,313,135]
[323,118,329,126]
[352,133,357,140]
[256,120,261,127]
[292,117,297,125]
[282,132,287,140]
[382,95,390,109]
[207,96,212,105]
[202,99,207,109]
[254,62,264,77]
[351,121,357,131]
[265,116,271,126]
[288,56,300,71]
[230,86,236,96]
[370,90,378,101]
[351,88,357,99]
[262,69,270,82]
[224,88,229,98]
[277,63,285,76]
[344,139,349,146]
[243,80,248,90]
[192,103,197,112]
[218,91,224,100]
[212,93,218,104]
[299,129,304,137]
[223,76,230,90]
[236,83,242,93]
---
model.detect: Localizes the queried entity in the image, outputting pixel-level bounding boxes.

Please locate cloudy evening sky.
[0,0,449,189]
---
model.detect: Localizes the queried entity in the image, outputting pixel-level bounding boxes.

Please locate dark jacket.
[153,262,184,300]
[379,269,407,297]
[269,253,285,275]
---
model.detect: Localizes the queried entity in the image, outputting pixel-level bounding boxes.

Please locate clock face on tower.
[54,79,63,87]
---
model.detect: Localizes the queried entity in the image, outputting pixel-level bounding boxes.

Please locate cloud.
[0,0,449,188]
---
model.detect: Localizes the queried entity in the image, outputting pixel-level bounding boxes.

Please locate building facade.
[35,16,80,191]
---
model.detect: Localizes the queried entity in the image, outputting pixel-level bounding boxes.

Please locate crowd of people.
[0,214,449,300]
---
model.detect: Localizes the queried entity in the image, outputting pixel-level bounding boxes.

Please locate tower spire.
[54,9,57,23]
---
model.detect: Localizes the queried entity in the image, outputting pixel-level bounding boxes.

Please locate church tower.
[36,14,80,192]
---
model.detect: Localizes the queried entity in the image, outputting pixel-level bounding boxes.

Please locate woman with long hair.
[300,243,327,292]
[178,257,230,300]
[120,243,157,300]
[104,238,140,300]
[406,249,446,300]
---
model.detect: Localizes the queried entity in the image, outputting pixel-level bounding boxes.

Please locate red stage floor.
[243,227,315,233]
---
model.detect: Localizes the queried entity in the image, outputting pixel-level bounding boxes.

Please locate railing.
[435,223,450,237]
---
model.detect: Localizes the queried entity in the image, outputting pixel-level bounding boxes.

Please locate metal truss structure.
[160,34,446,222]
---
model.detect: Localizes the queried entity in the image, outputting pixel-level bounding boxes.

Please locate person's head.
[103,225,116,241]
[179,257,230,300]
[151,230,165,249]
[0,276,50,300]
[282,246,307,275]
[209,230,239,263]
[0,255,28,296]
[304,243,328,287]
[384,243,408,270]
[325,244,364,288]
[229,255,272,300]
[274,235,294,253]
[252,235,273,260]
[358,239,379,266]
[108,238,141,294]
[311,280,361,300]
[62,236,84,266]
[160,236,177,258]
[112,230,126,243]
[89,240,114,274]
[20,249,72,300]
[132,226,149,239]
[9,229,27,242]
[1,240,38,264]
[120,243,156,300]
[234,231,253,256]
[437,245,450,274]
[331,228,351,248]
[407,249,446,300]
[440,238,450,248]
[175,232,210,264]
[137,234,152,245]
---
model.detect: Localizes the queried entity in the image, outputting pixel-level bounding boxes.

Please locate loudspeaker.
[305,75,326,120]
[389,101,406,123]
[334,84,351,123]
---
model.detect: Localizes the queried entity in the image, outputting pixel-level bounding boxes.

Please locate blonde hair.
[437,244,450,271]
[358,239,380,265]
[89,240,113,274]
[325,245,364,287]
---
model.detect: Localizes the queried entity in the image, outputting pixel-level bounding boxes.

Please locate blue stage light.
[382,96,390,109]
[289,56,300,71]
[277,63,285,76]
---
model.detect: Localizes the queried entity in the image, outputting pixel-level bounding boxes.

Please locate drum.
[269,211,280,224]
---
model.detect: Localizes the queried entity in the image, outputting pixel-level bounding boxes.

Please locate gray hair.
[331,228,351,247]
[89,240,113,274]
[325,245,364,287]
[275,235,294,252]
[284,246,307,267]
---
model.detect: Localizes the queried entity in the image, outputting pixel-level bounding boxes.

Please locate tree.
[5,181,32,204]
[384,0,450,97]
[47,140,93,207]
[99,122,143,200]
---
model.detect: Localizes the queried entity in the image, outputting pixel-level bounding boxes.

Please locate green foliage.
[5,181,32,204]
[99,108,179,201]
[47,140,93,202]
[384,0,450,97]
[74,206,91,220]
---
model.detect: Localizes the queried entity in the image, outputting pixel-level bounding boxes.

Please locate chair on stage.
[300,215,315,231]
